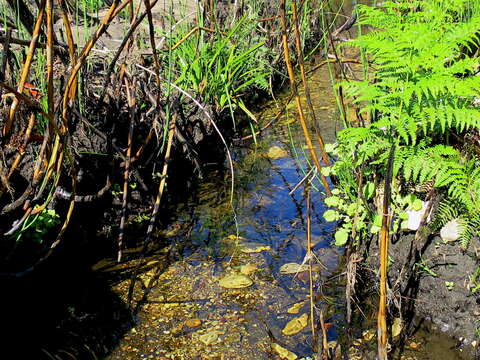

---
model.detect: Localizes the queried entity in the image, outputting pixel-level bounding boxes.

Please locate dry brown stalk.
[127,112,177,306]
[279,0,332,196]
[171,26,216,50]
[61,0,121,129]
[46,0,54,118]
[4,0,46,137]
[306,189,315,339]
[142,0,162,98]
[118,77,136,263]
[377,145,395,360]
[58,0,78,100]
[291,0,331,167]
[100,0,160,100]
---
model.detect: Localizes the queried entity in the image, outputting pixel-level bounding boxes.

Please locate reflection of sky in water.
[234,136,339,271]
[180,64,342,271]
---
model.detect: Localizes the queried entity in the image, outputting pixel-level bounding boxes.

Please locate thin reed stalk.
[291,0,331,167]
[142,0,162,96]
[377,144,395,360]
[279,0,331,196]
[5,0,46,137]
[127,112,177,306]
[61,0,121,128]
[46,0,54,118]
[306,188,315,339]
[118,77,136,263]
[58,0,78,100]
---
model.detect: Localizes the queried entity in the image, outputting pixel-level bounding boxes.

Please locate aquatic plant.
[322,0,480,357]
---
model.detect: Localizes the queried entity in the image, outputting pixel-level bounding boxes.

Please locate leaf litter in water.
[282,313,308,335]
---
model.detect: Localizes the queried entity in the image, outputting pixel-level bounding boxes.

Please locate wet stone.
[279,262,309,275]
[240,263,258,276]
[239,242,271,254]
[198,329,222,345]
[219,274,253,289]
[267,146,288,159]
[272,343,298,360]
[185,319,202,328]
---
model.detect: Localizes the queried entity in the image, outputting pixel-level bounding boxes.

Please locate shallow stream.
[98,66,469,359]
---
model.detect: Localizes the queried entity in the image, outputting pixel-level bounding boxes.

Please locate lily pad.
[282,313,308,335]
[219,274,253,289]
[267,146,288,159]
[272,343,298,360]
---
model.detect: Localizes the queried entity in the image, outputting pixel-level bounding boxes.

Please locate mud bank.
[360,231,480,359]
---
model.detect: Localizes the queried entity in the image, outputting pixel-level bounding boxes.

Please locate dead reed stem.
[377,144,395,360]
[291,0,331,167]
[127,112,177,306]
[306,188,315,339]
[62,0,121,128]
[5,0,46,137]
[58,0,78,99]
[118,77,136,263]
[279,0,332,196]
[142,0,162,96]
[46,0,54,118]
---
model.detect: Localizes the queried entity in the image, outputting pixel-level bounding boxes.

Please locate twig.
[127,112,177,306]
[118,77,136,263]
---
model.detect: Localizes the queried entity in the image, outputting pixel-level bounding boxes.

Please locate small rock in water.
[185,319,202,328]
[240,263,258,276]
[280,262,309,275]
[272,343,298,360]
[287,301,305,314]
[362,329,375,341]
[219,274,253,289]
[440,219,462,242]
[392,317,403,337]
[267,146,288,159]
[282,313,308,335]
[198,329,221,345]
[239,242,271,254]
